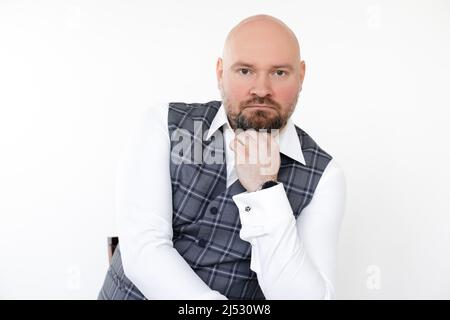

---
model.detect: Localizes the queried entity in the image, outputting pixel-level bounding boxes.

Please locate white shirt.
[116,102,346,300]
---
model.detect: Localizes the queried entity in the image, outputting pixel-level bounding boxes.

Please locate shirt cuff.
[231,182,295,238]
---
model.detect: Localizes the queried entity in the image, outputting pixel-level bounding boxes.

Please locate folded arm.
[232,159,346,299]
[117,104,227,299]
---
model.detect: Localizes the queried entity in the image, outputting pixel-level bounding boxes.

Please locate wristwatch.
[256,179,279,191]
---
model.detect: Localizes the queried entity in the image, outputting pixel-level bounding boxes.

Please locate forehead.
[225,25,299,69]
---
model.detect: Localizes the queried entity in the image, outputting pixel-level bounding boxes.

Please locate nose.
[249,74,272,97]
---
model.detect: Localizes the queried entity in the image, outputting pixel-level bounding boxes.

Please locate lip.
[246,105,273,108]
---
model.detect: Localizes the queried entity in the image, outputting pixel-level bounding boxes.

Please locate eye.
[238,68,251,75]
[274,70,287,77]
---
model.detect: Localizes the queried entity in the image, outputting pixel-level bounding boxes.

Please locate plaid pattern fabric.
[167,101,332,299]
[98,100,332,300]
[98,244,146,300]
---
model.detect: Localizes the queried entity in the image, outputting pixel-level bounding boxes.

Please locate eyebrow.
[230,61,294,71]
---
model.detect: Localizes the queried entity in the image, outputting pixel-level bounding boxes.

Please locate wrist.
[255,179,279,192]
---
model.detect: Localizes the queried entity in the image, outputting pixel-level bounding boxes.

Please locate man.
[98,14,346,300]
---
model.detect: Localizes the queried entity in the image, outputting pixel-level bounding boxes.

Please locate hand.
[229,129,281,192]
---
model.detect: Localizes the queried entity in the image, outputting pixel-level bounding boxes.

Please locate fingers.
[234,134,249,165]
[229,132,246,151]
[230,131,248,154]
[243,129,258,143]
[230,129,279,152]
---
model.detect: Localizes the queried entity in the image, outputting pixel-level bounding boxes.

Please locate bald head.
[216,14,305,130]
[222,14,301,67]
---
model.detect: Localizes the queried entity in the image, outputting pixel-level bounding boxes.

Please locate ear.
[216,57,223,89]
[299,60,306,91]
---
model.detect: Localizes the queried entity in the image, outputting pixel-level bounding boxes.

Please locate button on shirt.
[117,102,346,300]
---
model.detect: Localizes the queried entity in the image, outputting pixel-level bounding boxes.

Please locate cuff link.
[244,206,252,212]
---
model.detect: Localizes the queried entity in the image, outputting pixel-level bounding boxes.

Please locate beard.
[235,108,284,131]
[221,93,299,131]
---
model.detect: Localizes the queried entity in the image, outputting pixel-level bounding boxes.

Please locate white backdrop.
[1,0,450,299]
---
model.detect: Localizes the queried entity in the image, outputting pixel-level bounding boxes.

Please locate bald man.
[98,14,346,300]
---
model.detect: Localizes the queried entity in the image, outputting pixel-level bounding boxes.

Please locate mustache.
[240,97,280,109]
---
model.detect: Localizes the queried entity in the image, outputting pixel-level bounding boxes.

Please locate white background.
[1,0,450,299]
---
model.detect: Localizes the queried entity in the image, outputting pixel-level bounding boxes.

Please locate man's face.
[217,19,305,130]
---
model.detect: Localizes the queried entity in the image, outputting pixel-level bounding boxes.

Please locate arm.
[116,104,227,300]
[232,159,346,299]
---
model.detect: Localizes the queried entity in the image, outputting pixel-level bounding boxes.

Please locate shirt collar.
[206,102,306,165]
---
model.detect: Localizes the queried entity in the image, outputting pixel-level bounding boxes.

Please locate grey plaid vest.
[167,100,333,300]
[98,100,333,300]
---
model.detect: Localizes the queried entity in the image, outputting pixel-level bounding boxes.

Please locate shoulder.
[316,158,347,200]
[293,124,345,187]
[140,101,170,127]
[322,159,346,186]
[294,125,333,169]
[126,102,171,145]
[167,100,221,125]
